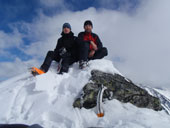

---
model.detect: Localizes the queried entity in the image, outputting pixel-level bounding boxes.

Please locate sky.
[0,0,170,89]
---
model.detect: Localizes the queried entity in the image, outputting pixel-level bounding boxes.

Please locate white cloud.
[0,29,23,49]
[1,0,170,89]
[0,58,41,81]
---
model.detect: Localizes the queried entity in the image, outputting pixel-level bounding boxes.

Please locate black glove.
[59,47,71,58]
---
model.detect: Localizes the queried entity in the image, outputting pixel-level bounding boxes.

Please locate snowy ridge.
[141,85,170,115]
[0,59,170,128]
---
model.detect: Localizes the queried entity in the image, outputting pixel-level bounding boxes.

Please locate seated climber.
[77,20,108,69]
[31,23,78,75]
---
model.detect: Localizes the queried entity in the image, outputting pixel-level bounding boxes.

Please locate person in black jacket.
[78,20,108,69]
[39,23,78,74]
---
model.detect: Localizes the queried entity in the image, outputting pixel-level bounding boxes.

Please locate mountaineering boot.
[31,67,45,76]
[79,60,88,69]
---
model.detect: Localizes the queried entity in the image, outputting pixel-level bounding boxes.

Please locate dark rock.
[73,70,162,111]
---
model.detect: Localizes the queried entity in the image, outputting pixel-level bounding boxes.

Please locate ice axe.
[96,85,107,117]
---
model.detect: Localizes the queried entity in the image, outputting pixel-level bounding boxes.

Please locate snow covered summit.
[0,59,170,128]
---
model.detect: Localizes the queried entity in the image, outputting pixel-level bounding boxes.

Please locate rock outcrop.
[73,70,162,111]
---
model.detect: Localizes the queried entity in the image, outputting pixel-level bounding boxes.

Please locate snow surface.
[0,59,170,128]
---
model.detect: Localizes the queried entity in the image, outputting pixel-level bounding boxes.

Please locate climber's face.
[63,27,71,34]
[84,25,92,33]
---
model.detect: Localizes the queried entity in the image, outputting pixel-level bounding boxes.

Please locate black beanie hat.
[84,20,93,27]
[63,23,71,30]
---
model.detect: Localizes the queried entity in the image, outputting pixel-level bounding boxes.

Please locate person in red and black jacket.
[78,20,108,69]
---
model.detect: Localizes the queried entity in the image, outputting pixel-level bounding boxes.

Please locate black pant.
[40,51,76,73]
[78,42,108,61]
